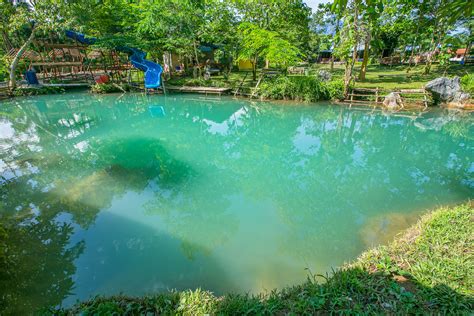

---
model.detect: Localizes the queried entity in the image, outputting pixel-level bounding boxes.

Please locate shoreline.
[52,202,474,315]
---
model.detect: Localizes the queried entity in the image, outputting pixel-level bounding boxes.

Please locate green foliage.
[259,76,343,102]
[0,57,8,82]
[238,22,302,68]
[90,83,131,94]
[167,77,227,88]
[325,79,345,100]
[56,203,474,314]
[460,74,474,94]
[13,86,64,96]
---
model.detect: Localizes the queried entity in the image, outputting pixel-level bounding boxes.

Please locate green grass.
[313,63,474,90]
[166,63,474,94]
[54,203,473,315]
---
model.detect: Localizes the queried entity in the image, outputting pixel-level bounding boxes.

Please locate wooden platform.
[18,83,92,89]
[42,83,92,88]
[166,85,231,96]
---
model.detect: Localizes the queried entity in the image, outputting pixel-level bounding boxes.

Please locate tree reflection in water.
[0,93,472,312]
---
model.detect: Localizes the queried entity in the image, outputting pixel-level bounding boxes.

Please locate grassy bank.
[313,63,474,90]
[56,203,473,315]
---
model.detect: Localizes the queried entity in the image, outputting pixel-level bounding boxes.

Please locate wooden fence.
[345,87,429,108]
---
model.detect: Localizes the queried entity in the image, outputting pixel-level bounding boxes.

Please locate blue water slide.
[65,30,163,89]
[118,47,163,89]
[65,30,97,45]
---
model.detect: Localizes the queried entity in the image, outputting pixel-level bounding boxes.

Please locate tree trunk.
[463,39,471,64]
[344,4,359,98]
[9,25,36,90]
[424,4,441,75]
[343,61,351,97]
[407,11,422,73]
[252,56,257,81]
[193,41,201,77]
[2,30,13,52]
[359,32,370,80]
[331,19,341,71]
[424,35,436,75]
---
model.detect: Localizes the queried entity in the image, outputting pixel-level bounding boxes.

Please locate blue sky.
[305,0,331,12]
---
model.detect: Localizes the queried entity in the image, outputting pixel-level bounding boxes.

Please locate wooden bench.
[288,66,306,75]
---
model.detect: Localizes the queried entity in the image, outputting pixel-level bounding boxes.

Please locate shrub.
[13,86,65,96]
[168,77,227,88]
[460,74,474,94]
[324,79,345,101]
[0,57,8,82]
[259,76,343,102]
[90,83,132,94]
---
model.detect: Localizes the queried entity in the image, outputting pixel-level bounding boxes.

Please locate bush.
[259,76,343,102]
[13,86,65,96]
[325,79,345,101]
[0,57,8,82]
[460,74,474,94]
[168,77,227,88]
[90,83,132,94]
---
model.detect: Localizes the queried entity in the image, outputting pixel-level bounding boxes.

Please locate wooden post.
[375,87,379,104]
[161,75,166,95]
[350,88,353,108]
[423,89,428,109]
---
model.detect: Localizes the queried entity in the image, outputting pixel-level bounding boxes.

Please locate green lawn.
[167,63,473,93]
[55,203,473,315]
[313,63,474,90]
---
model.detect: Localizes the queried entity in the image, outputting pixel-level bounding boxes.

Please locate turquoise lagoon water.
[0,92,472,312]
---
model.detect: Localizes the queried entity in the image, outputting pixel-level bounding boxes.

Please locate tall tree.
[332,0,360,97]
[237,22,301,80]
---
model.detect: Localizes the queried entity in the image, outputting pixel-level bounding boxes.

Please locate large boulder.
[425,76,470,108]
[383,92,403,110]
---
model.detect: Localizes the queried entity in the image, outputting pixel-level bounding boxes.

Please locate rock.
[425,76,470,107]
[382,92,403,110]
[318,70,332,81]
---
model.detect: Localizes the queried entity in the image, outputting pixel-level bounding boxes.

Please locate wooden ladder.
[234,72,248,97]
[250,73,264,99]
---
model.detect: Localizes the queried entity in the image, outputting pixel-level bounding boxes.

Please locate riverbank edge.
[54,202,473,315]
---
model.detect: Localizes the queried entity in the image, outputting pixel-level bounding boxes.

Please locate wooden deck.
[42,83,92,88]
[31,62,83,67]
[16,83,92,89]
[166,85,231,96]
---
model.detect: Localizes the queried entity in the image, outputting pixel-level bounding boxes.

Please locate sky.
[305,0,331,12]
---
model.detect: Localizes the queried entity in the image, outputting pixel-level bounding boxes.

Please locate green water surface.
[0,92,472,313]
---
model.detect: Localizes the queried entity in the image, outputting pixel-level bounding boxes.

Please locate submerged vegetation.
[56,203,473,315]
